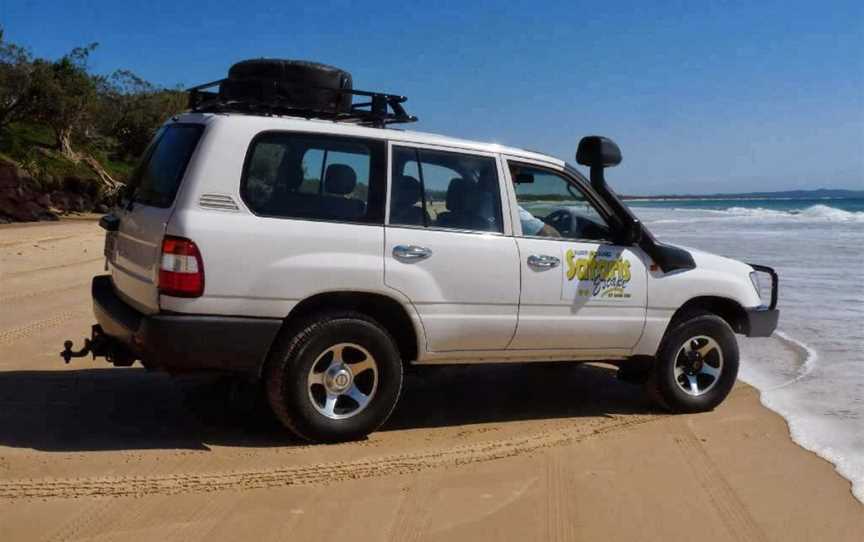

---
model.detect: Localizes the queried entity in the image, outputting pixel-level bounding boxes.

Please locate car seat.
[266,152,317,215]
[322,164,365,219]
[436,178,492,231]
[390,175,429,226]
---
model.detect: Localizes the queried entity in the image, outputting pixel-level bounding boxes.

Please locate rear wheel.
[266,312,403,442]
[647,313,739,413]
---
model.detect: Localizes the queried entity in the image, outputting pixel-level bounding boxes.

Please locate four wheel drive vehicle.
[62,60,779,443]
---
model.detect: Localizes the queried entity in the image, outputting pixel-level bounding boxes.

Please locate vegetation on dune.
[0,29,186,202]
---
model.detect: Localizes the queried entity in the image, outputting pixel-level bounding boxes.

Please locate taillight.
[159,236,204,297]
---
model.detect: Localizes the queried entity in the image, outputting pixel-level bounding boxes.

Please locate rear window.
[128,123,204,208]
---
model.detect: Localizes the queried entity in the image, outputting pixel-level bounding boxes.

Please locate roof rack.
[186,79,418,128]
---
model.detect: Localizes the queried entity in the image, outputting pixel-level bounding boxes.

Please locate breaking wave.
[646,204,864,224]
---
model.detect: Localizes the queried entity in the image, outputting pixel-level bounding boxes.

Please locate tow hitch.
[60,325,135,367]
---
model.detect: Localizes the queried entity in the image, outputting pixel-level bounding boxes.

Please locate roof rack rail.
[186,79,418,128]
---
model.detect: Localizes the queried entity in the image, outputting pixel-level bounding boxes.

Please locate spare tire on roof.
[219,59,353,113]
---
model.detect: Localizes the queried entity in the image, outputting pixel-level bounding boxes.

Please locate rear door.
[109,123,205,314]
[384,144,520,352]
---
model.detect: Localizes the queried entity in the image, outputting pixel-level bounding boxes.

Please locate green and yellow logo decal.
[564,249,632,299]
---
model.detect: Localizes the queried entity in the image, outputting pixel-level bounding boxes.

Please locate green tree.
[97,69,186,160]
[31,43,100,159]
[0,29,37,133]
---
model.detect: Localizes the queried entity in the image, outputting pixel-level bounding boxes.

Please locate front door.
[384,144,519,352]
[505,160,648,351]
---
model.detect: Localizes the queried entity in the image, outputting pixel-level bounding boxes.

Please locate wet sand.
[0,219,861,541]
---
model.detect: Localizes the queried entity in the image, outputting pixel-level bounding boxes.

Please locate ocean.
[626,197,863,502]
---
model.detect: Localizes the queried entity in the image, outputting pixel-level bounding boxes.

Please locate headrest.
[324,164,356,195]
[446,178,471,212]
[277,155,303,190]
[393,175,422,206]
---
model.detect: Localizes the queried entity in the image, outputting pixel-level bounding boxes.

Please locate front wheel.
[647,313,739,413]
[266,312,403,443]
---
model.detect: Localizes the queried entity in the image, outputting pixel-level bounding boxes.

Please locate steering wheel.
[573,215,609,240]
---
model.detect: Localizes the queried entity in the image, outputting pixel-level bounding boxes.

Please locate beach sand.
[0,219,861,541]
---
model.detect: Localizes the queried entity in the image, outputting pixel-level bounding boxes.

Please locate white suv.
[63,60,778,442]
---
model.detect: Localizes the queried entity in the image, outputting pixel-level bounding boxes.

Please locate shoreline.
[741,331,862,503]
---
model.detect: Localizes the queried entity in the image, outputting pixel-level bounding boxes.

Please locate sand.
[0,219,861,541]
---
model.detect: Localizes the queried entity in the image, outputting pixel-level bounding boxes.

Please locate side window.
[390,146,503,233]
[510,163,613,241]
[242,133,384,223]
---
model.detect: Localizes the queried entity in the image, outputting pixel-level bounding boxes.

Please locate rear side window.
[242,132,385,223]
[129,123,204,208]
[389,146,503,233]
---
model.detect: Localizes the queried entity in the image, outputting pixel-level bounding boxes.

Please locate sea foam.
[650,204,864,224]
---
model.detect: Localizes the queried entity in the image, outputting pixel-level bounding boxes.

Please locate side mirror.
[576,136,622,168]
[99,213,120,232]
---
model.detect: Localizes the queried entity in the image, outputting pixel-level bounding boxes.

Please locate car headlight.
[749,271,762,301]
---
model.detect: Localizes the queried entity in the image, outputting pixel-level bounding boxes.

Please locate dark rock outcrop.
[0,160,109,222]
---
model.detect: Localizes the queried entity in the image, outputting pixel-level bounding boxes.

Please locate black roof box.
[187,58,417,128]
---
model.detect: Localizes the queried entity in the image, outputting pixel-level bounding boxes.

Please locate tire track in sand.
[0,414,664,500]
[544,449,577,542]
[386,473,437,542]
[44,499,124,542]
[2,256,103,278]
[0,280,89,305]
[671,418,767,542]
[0,311,75,346]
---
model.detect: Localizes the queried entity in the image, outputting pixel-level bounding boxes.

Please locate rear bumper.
[92,275,282,373]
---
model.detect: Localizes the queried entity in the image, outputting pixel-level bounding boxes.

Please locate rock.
[0,162,20,189]
[0,160,79,223]
[15,167,32,183]
[0,195,38,221]
[70,195,86,212]
[50,192,69,210]
[63,176,87,194]
[96,204,109,213]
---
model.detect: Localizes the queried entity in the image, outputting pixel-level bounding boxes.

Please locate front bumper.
[91,275,282,373]
[743,306,779,337]
[744,263,779,337]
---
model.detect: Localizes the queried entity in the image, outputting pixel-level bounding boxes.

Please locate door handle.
[393,245,433,262]
[527,254,560,269]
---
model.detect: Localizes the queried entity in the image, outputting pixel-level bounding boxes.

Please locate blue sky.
[2,0,862,194]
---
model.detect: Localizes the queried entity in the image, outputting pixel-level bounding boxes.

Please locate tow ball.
[60,325,135,366]
[61,339,91,363]
[61,325,106,363]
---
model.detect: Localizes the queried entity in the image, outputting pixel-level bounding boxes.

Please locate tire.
[265,312,403,443]
[646,313,739,413]
[220,59,353,113]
